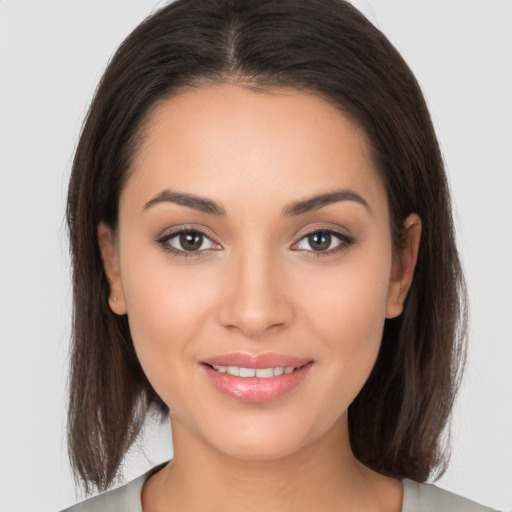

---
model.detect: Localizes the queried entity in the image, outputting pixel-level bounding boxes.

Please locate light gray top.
[61,464,498,512]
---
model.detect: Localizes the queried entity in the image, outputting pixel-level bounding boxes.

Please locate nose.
[217,247,294,338]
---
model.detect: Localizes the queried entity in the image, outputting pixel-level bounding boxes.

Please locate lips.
[201,352,311,368]
[200,353,314,403]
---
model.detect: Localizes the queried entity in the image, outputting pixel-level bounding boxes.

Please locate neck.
[142,414,403,512]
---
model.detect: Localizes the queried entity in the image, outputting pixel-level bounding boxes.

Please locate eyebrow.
[143,190,226,215]
[282,189,371,216]
[143,188,371,216]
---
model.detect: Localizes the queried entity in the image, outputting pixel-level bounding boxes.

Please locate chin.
[215,436,306,461]
[195,414,321,461]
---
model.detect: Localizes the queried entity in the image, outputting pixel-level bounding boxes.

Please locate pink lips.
[200,353,313,403]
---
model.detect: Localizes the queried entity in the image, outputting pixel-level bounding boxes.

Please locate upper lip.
[200,352,312,369]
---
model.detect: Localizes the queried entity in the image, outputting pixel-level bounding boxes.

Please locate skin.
[99,83,421,511]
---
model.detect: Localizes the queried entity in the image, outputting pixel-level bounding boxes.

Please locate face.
[99,83,419,460]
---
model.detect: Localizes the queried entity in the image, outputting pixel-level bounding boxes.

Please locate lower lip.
[201,362,313,403]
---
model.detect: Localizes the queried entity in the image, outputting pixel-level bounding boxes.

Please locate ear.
[386,213,422,319]
[97,222,127,315]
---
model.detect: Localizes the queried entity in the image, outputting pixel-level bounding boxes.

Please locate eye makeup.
[291,228,355,258]
[155,225,356,260]
[155,228,221,259]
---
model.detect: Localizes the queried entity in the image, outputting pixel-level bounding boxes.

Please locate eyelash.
[156,228,219,259]
[292,228,355,258]
[155,228,355,259]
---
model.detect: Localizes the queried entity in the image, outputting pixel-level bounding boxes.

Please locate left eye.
[294,230,351,252]
[159,230,218,253]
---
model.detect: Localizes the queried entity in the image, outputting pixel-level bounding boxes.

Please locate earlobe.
[97,222,127,315]
[386,213,422,319]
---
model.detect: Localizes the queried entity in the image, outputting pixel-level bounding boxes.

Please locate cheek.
[118,244,218,397]
[301,245,392,342]
[297,245,392,395]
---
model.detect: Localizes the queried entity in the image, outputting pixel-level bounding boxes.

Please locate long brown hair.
[67,0,467,493]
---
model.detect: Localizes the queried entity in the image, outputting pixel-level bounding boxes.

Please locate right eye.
[156,229,220,257]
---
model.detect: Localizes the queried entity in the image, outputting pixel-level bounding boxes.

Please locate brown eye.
[179,231,204,251]
[307,232,332,251]
[292,229,355,256]
[157,229,219,256]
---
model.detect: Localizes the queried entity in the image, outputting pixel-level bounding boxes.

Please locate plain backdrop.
[0,1,511,511]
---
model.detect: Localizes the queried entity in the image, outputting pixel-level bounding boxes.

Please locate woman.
[62,0,497,510]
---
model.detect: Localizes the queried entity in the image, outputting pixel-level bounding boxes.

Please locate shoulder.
[402,479,498,512]
[60,472,150,512]
[60,461,170,512]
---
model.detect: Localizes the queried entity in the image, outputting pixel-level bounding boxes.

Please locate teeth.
[255,368,273,378]
[240,367,256,377]
[227,366,240,376]
[212,365,296,378]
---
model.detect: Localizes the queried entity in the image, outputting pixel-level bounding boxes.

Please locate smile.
[200,353,314,403]
[208,365,297,378]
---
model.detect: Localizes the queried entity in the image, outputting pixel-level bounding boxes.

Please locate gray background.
[0,1,511,510]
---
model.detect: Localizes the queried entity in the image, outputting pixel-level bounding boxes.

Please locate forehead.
[123,83,388,215]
